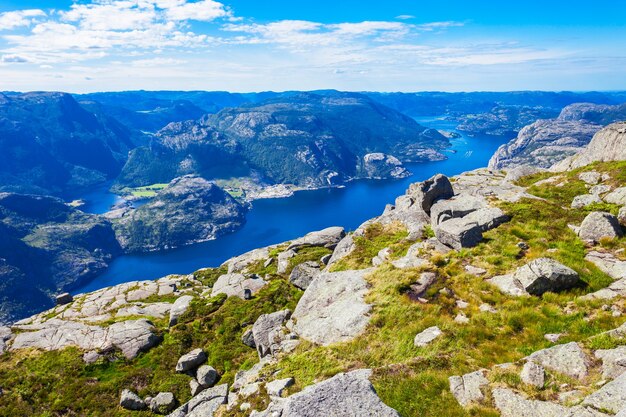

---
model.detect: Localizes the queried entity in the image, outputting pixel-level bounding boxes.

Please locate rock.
[176,348,207,373]
[259,369,399,417]
[585,251,626,280]
[521,361,545,388]
[406,272,437,299]
[435,207,509,250]
[544,333,563,343]
[289,261,320,290]
[493,388,603,417]
[595,346,626,379]
[252,309,291,358]
[407,173,454,214]
[414,326,442,347]
[182,383,228,417]
[325,234,356,268]
[429,194,487,227]
[605,187,626,206]
[0,327,12,355]
[454,313,470,324]
[277,249,297,274]
[120,389,147,411]
[456,299,469,309]
[55,293,73,305]
[196,365,218,388]
[211,273,267,299]
[150,392,176,414]
[266,377,295,397]
[505,165,543,182]
[241,328,256,348]
[619,207,626,226]
[292,269,373,346]
[107,319,162,359]
[553,122,626,171]
[223,247,271,274]
[372,247,391,266]
[579,212,623,243]
[590,184,612,195]
[82,350,101,364]
[391,242,427,269]
[449,370,489,407]
[571,194,602,209]
[320,254,332,265]
[189,379,203,397]
[579,171,602,185]
[527,342,589,380]
[169,295,194,327]
[240,382,260,398]
[479,303,497,313]
[287,227,345,251]
[362,153,411,179]
[466,265,487,276]
[582,372,626,413]
[488,258,580,297]
[263,258,273,268]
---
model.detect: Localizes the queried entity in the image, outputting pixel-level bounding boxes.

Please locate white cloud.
[164,0,230,21]
[395,15,415,20]
[0,9,46,31]
[1,54,28,63]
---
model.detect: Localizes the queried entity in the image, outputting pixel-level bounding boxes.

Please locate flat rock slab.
[168,383,228,417]
[414,326,442,347]
[211,273,267,299]
[585,251,626,280]
[169,295,194,326]
[292,269,373,346]
[289,261,320,290]
[493,388,608,417]
[264,369,399,417]
[527,342,589,380]
[287,227,345,250]
[449,370,489,407]
[582,372,626,413]
[595,346,626,379]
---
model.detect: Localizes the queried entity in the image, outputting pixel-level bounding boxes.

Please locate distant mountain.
[115,91,449,191]
[489,102,626,169]
[0,192,121,323]
[455,105,559,137]
[0,92,137,196]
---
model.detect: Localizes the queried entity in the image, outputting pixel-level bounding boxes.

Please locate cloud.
[0,9,46,31]
[1,54,28,63]
[163,0,231,21]
[395,15,415,20]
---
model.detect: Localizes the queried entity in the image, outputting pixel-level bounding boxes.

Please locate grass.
[122,183,169,198]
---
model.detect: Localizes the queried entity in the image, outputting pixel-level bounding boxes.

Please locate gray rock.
[239,382,260,398]
[372,247,391,266]
[287,227,346,251]
[292,269,373,346]
[479,303,497,313]
[320,254,332,265]
[579,171,602,185]
[151,392,176,414]
[325,234,356,269]
[223,246,271,274]
[521,361,545,388]
[582,372,626,413]
[435,207,509,250]
[407,272,437,299]
[449,370,489,407]
[414,326,442,347]
[289,261,320,290]
[55,293,73,305]
[585,251,626,280]
[196,365,218,388]
[571,194,602,209]
[120,389,147,411]
[362,153,411,179]
[489,258,580,297]
[605,187,626,206]
[184,384,229,417]
[391,242,427,269]
[544,333,563,343]
[0,327,12,355]
[241,328,256,348]
[252,309,291,358]
[579,212,623,243]
[619,207,626,226]
[527,342,589,380]
[493,388,606,417]
[169,295,194,327]
[465,265,487,276]
[211,273,267,299]
[266,377,295,397]
[260,369,399,417]
[176,348,207,373]
[407,173,454,214]
[554,122,626,171]
[430,194,487,227]
[82,350,101,364]
[189,379,203,397]
[505,165,543,182]
[595,346,626,379]
[590,184,612,196]
[277,249,297,275]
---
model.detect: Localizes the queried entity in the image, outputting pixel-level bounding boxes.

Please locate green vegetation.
[121,183,169,198]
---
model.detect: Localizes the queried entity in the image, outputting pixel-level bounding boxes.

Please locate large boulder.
[435,207,509,250]
[289,261,321,290]
[527,342,589,380]
[582,372,626,413]
[150,392,176,414]
[579,212,623,243]
[407,174,454,214]
[430,194,487,227]
[449,370,489,407]
[553,122,626,171]
[605,187,626,206]
[488,258,580,297]
[211,273,267,299]
[120,389,146,411]
[196,365,219,388]
[176,348,207,373]
[169,383,228,417]
[292,269,373,346]
[325,235,356,268]
[571,194,602,209]
[287,227,345,250]
[252,309,291,358]
[169,295,194,327]
[595,346,626,379]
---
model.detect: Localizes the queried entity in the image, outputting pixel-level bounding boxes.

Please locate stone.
[150,392,176,414]
[287,227,345,250]
[465,265,487,276]
[277,249,297,275]
[263,258,273,268]
[620,207,626,226]
[605,187,626,205]
[544,333,563,343]
[169,295,194,327]
[595,346,626,379]
[579,171,602,185]
[372,247,391,266]
[196,365,218,388]
[414,326,442,347]
[579,212,623,243]
[571,194,602,209]
[454,313,470,324]
[120,389,146,411]
[320,254,332,265]
[180,383,229,417]
[590,184,612,195]
[189,379,203,397]
[553,123,626,171]
[479,303,497,313]
[407,173,454,214]
[521,361,545,388]
[240,382,260,398]
[488,258,580,297]
[449,370,489,407]
[292,269,373,346]
[435,207,509,250]
[391,242,427,269]
[55,293,73,305]
[456,299,469,309]
[325,235,356,268]
[505,165,542,182]
[252,309,291,358]
[582,372,626,413]
[82,350,101,364]
[107,319,162,359]
[258,369,399,417]
[241,328,256,348]
[406,272,437,299]
[493,388,604,417]
[289,261,320,290]
[0,326,11,355]
[176,348,207,373]
[527,342,589,380]
[223,247,271,274]
[585,251,626,280]
[266,377,295,397]
[429,194,487,227]
[211,273,267,299]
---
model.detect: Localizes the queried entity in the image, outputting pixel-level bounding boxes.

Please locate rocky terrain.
[455,105,558,137]
[111,176,247,253]
[0,122,625,416]
[489,102,626,170]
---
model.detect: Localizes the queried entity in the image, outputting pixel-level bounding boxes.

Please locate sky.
[0,0,625,93]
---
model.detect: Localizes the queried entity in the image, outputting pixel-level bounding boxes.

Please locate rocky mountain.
[553,122,626,171]
[111,176,247,253]
[115,91,448,192]
[0,92,138,196]
[455,105,559,137]
[489,102,626,169]
[0,193,122,323]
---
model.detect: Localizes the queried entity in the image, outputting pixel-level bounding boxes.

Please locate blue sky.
[0,0,625,92]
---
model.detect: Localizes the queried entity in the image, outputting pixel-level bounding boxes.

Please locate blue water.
[72,118,509,294]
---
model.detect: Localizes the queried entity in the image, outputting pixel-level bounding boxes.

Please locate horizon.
[1,0,625,93]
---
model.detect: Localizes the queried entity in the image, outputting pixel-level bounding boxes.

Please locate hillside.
[0,125,625,416]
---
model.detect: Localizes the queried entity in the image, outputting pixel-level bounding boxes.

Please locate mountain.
[455,105,559,137]
[0,193,121,323]
[0,92,137,196]
[111,176,247,253]
[114,91,449,192]
[489,102,626,169]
